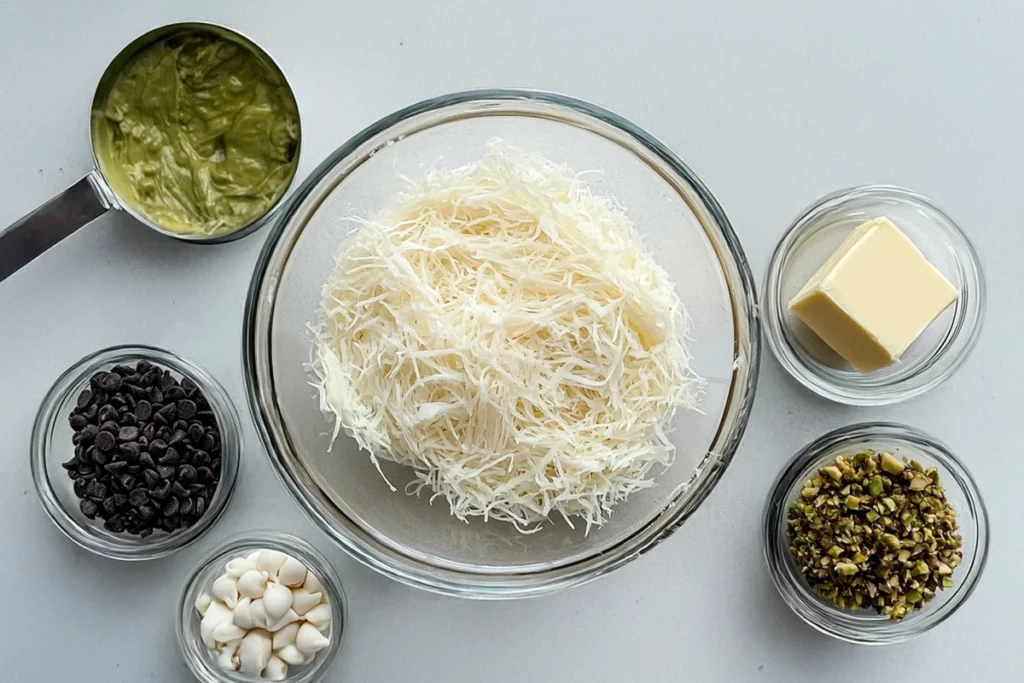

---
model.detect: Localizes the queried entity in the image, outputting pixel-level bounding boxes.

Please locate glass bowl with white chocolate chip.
[177,531,346,683]
[764,185,985,405]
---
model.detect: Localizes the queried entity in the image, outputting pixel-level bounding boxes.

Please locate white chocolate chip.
[276,644,308,666]
[262,655,288,681]
[237,570,270,599]
[213,619,247,643]
[232,597,254,630]
[277,556,307,587]
[249,598,268,629]
[238,629,272,675]
[226,556,258,578]
[262,582,293,621]
[295,622,330,656]
[200,601,233,648]
[266,609,300,633]
[216,638,241,671]
[302,571,323,595]
[194,592,212,616]
[303,603,331,630]
[211,574,239,609]
[290,589,322,616]
[256,550,288,581]
[272,622,299,651]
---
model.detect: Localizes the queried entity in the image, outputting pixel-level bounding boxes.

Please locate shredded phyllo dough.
[311,142,704,532]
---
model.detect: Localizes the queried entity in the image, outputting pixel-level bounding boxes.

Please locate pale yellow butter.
[788,217,958,372]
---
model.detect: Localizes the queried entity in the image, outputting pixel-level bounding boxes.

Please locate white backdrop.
[0,1,1017,680]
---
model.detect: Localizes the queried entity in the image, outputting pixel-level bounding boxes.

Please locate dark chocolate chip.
[95,431,116,452]
[128,488,149,507]
[162,497,180,518]
[104,461,128,474]
[102,496,118,516]
[118,426,139,442]
[80,499,99,518]
[158,447,181,466]
[171,481,190,498]
[120,442,140,460]
[151,480,172,500]
[143,469,160,488]
[76,390,93,410]
[177,464,197,484]
[157,465,176,480]
[100,420,119,434]
[99,373,121,392]
[134,400,153,421]
[79,423,99,443]
[188,424,204,443]
[176,400,197,420]
[69,413,88,430]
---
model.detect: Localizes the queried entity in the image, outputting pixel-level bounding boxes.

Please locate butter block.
[788,217,958,372]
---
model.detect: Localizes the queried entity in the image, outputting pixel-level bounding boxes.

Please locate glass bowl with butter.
[764,185,985,405]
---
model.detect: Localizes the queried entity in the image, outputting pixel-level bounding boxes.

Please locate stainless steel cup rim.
[88,20,303,244]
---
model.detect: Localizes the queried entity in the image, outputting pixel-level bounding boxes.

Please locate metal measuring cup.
[0,22,302,283]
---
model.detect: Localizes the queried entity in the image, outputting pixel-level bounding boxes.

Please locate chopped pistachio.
[881,452,905,475]
[821,465,843,482]
[867,475,884,497]
[786,450,962,621]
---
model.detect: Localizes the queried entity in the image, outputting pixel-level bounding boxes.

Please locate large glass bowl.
[243,90,760,598]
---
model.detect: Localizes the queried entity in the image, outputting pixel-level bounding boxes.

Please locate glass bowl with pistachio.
[762,422,988,645]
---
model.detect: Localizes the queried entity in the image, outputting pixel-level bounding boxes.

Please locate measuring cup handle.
[0,171,115,283]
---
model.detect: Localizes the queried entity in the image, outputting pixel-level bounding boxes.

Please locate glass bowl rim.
[761,421,990,645]
[30,343,242,560]
[241,88,761,598]
[176,529,347,683]
[762,184,986,406]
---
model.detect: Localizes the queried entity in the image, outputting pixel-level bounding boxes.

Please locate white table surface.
[1,1,1019,680]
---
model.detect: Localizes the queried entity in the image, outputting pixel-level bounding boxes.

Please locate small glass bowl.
[763,185,985,405]
[177,531,346,683]
[30,344,241,560]
[762,423,989,645]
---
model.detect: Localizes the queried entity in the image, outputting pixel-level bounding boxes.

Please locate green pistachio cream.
[93,31,299,238]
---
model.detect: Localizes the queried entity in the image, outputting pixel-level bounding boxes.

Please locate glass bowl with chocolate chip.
[30,345,241,560]
[762,422,989,645]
